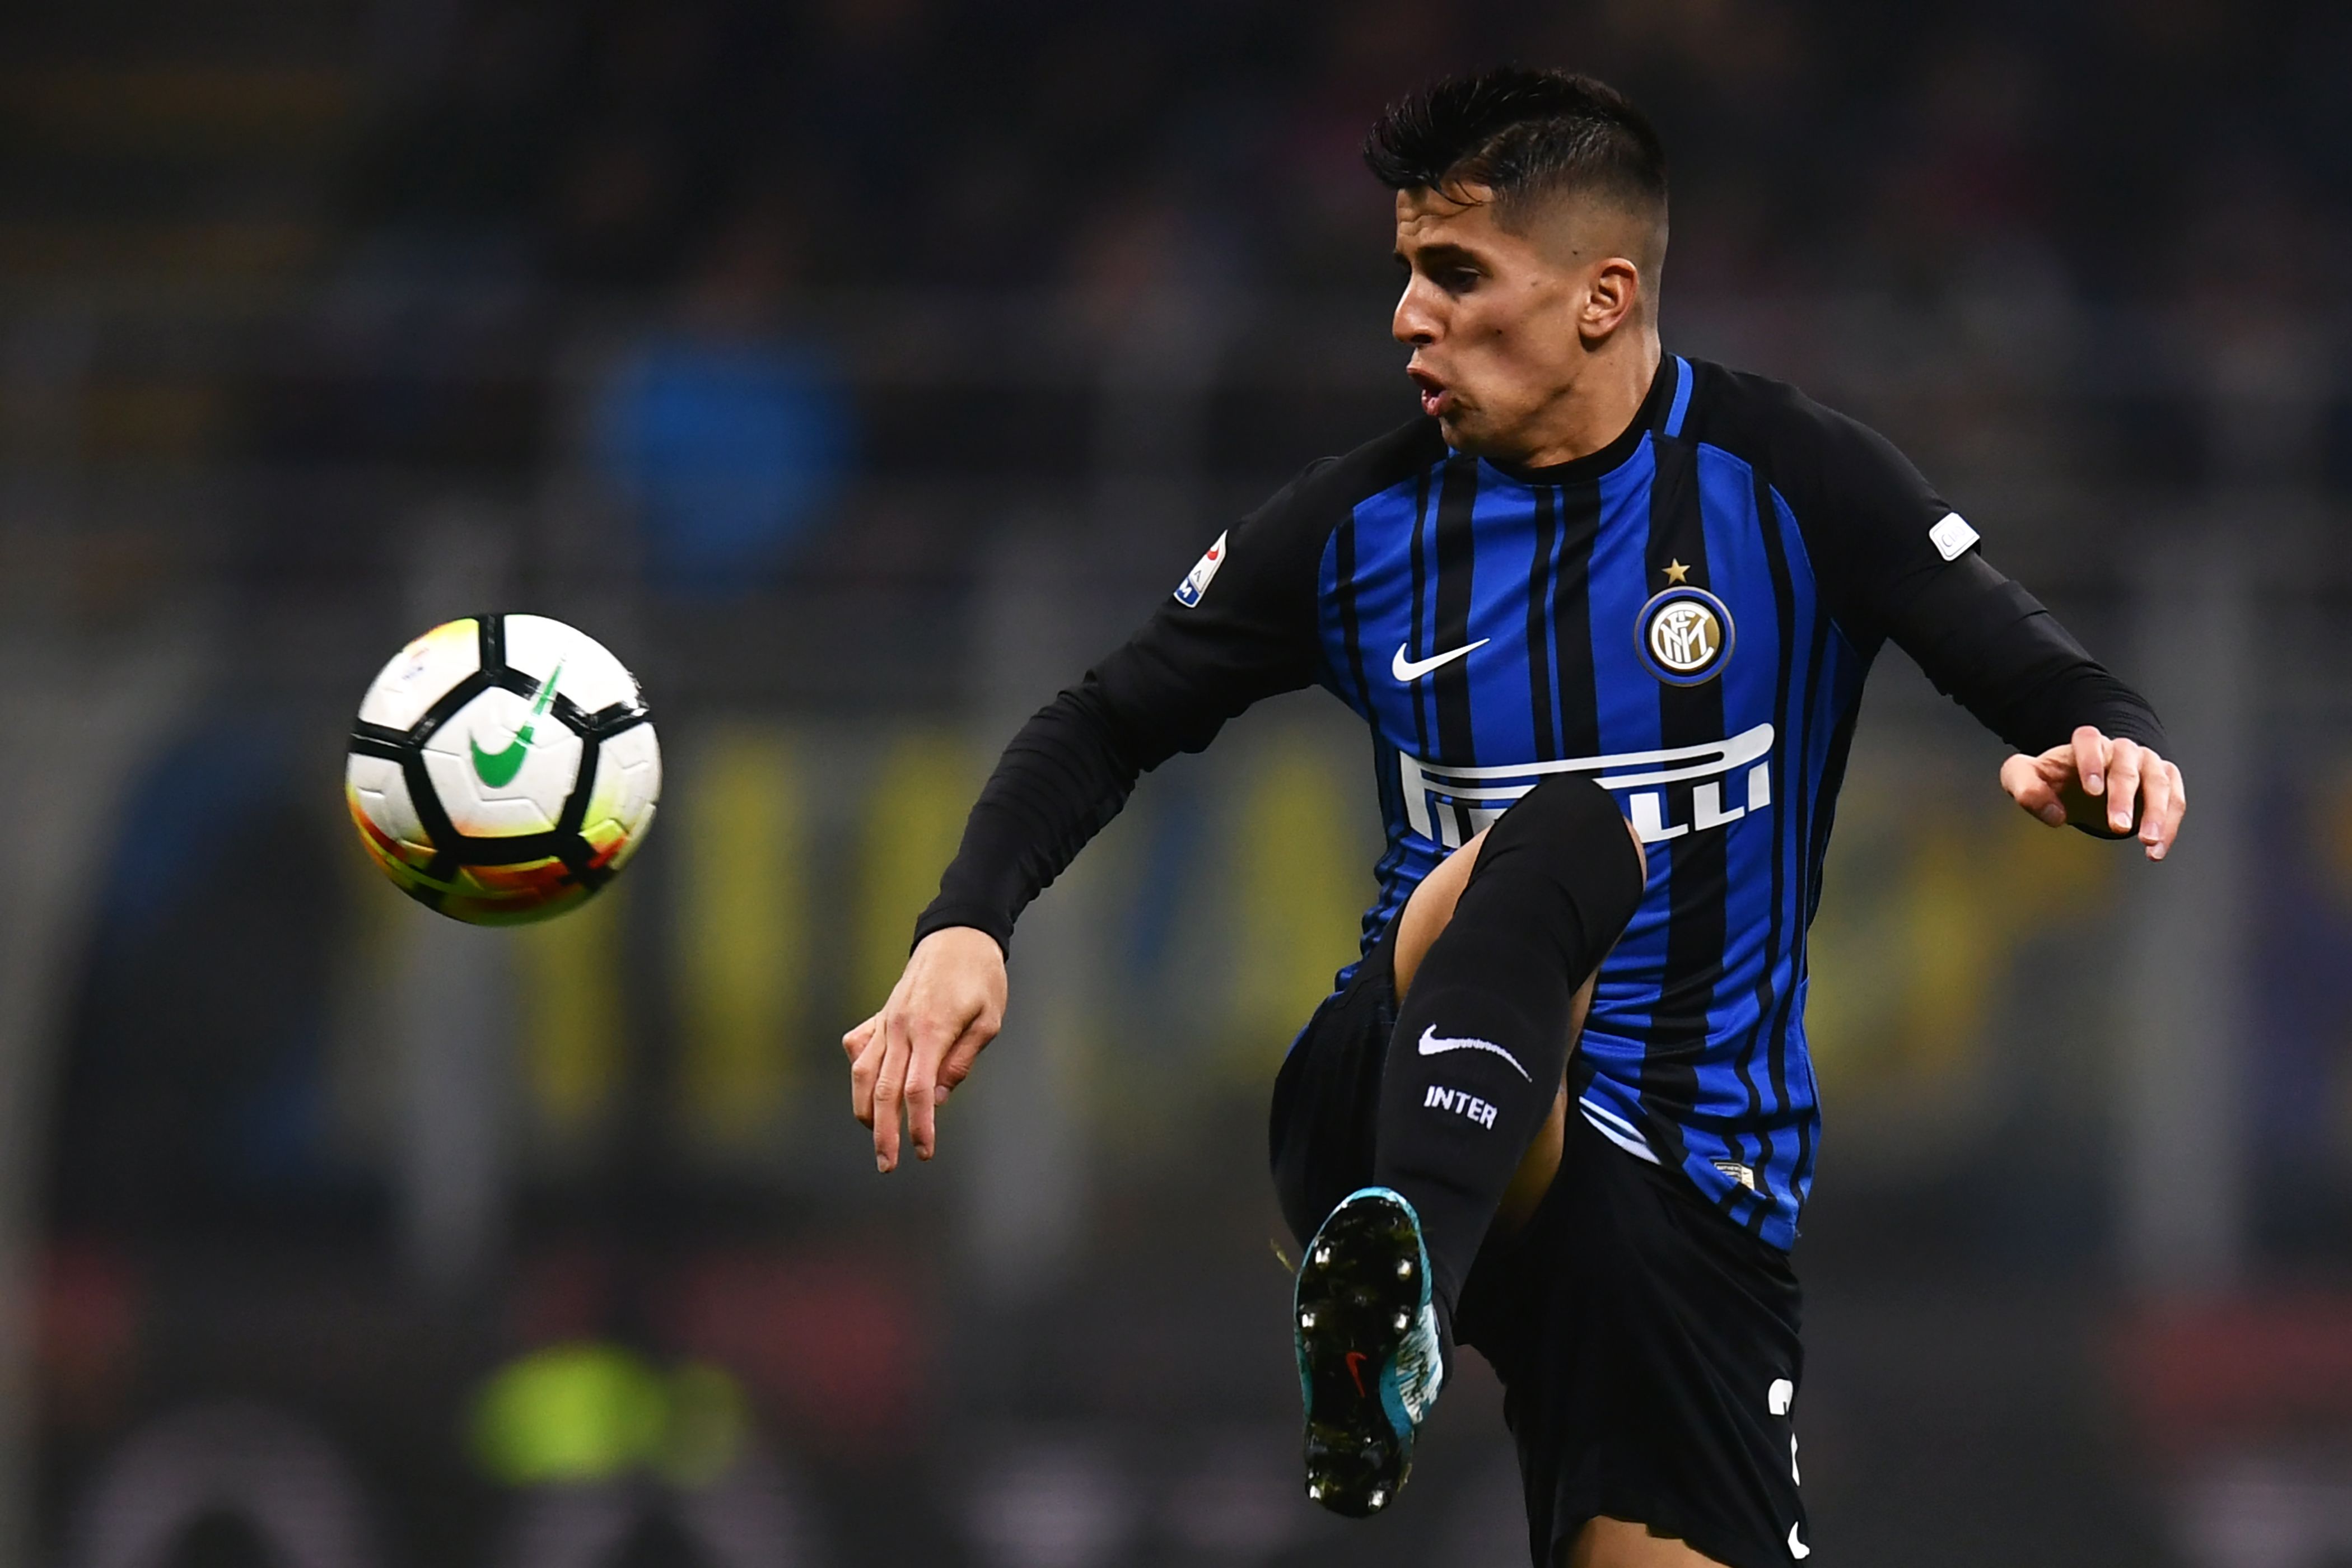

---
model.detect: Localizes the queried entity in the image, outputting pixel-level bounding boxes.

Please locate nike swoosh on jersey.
[1390,638,1488,682]
[1415,1025,1530,1079]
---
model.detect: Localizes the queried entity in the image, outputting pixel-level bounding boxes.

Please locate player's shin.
[1371,773,1645,1322]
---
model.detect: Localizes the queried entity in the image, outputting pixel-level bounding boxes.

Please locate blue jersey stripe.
[1692,450,1778,1068]
[1576,438,1669,1147]
[1329,470,1443,985]
[1637,429,1722,1180]
[1431,458,1482,766]
[1664,354,1693,438]
[1691,446,1782,1216]
[1460,470,1540,770]
[1525,487,1559,758]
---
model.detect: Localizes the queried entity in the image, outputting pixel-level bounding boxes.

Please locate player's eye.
[1440,267,1479,295]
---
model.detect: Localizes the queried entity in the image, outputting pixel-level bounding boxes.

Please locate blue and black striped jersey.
[923,353,2162,1248]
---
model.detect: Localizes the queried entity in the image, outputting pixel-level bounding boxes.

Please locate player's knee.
[1465,776,1648,951]
[1488,776,1644,888]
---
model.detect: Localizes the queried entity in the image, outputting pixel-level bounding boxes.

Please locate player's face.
[1390,185,1642,461]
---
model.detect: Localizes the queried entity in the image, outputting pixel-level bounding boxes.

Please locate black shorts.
[1268,920,1809,1568]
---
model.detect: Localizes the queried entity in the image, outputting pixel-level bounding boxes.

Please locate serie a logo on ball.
[1635,586,1734,686]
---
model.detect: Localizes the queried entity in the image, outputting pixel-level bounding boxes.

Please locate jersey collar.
[1468,352,1685,488]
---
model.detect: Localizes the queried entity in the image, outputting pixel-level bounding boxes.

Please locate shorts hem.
[1550,1497,1791,1568]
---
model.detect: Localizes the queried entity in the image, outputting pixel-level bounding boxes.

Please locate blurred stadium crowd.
[4,2,2352,1566]
[351,0,2350,305]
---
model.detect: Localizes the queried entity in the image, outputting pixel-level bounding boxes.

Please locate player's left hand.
[1999,725,2185,861]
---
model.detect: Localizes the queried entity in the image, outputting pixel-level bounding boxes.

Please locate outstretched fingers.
[2137,754,2186,860]
[848,1015,884,1127]
[2070,725,2110,804]
[2104,739,2145,834]
[870,1010,911,1172]
[901,1015,952,1165]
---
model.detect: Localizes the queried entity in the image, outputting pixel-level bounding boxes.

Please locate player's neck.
[1506,330,1663,470]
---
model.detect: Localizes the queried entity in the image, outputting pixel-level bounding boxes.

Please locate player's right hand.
[843,925,1007,1174]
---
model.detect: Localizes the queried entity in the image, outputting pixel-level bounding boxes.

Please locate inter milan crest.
[1636,585,1734,685]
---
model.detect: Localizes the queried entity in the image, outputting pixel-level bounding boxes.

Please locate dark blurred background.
[3,1,2350,1564]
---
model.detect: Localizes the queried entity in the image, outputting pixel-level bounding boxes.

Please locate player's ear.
[1579,256,1641,342]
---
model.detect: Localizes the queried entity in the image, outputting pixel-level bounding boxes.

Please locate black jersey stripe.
[1781,597,1838,1201]
[1333,516,1371,712]
[1407,466,1433,764]
[1636,433,1719,1174]
[1431,456,1480,764]
[1742,466,1800,1205]
[1552,479,1602,759]
[1362,739,1415,955]
[1527,486,1559,758]
[1792,610,1835,926]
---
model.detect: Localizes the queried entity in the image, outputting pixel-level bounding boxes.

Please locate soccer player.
[843,68,2184,1568]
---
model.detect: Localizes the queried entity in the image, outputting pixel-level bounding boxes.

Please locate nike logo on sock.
[1390,639,1488,682]
[1415,1025,1530,1080]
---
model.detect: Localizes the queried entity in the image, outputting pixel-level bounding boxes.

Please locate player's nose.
[1392,280,1439,346]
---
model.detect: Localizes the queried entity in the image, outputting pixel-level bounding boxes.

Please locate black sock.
[1370,774,1646,1318]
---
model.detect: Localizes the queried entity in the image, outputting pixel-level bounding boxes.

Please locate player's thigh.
[1392,827,1487,999]
[1561,1516,1735,1568]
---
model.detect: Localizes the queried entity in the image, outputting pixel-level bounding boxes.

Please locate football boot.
[1293,1186,1444,1517]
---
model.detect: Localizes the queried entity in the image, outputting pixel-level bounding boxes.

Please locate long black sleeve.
[914,451,1366,952]
[913,683,1149,951]
[1883,552,2163,758]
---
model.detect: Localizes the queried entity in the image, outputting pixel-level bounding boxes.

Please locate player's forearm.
[913,683,1149,953]
[1892,554,2165,757]
[1977,658,2163,757]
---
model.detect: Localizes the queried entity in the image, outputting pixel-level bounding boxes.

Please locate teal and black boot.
[1293,1186,1444,1517]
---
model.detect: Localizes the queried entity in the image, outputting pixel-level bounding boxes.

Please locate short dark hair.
[1363,67,1667,227]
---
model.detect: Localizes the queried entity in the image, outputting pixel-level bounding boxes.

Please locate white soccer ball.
[344,614,661,924]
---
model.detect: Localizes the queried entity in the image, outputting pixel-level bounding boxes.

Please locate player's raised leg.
[1376,771,1644,1331]
[1295,774,1645,1516]
[1330,803,1745,1568]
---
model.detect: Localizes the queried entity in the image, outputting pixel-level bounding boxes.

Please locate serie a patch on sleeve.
[1929,511,1980,562]
[1173,530,1228,606]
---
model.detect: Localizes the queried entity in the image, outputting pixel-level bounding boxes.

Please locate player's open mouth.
[1408,367,1452,418]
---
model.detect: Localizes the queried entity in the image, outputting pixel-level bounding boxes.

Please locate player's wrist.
[911,908,1012,958]
[916,924,1004,958]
